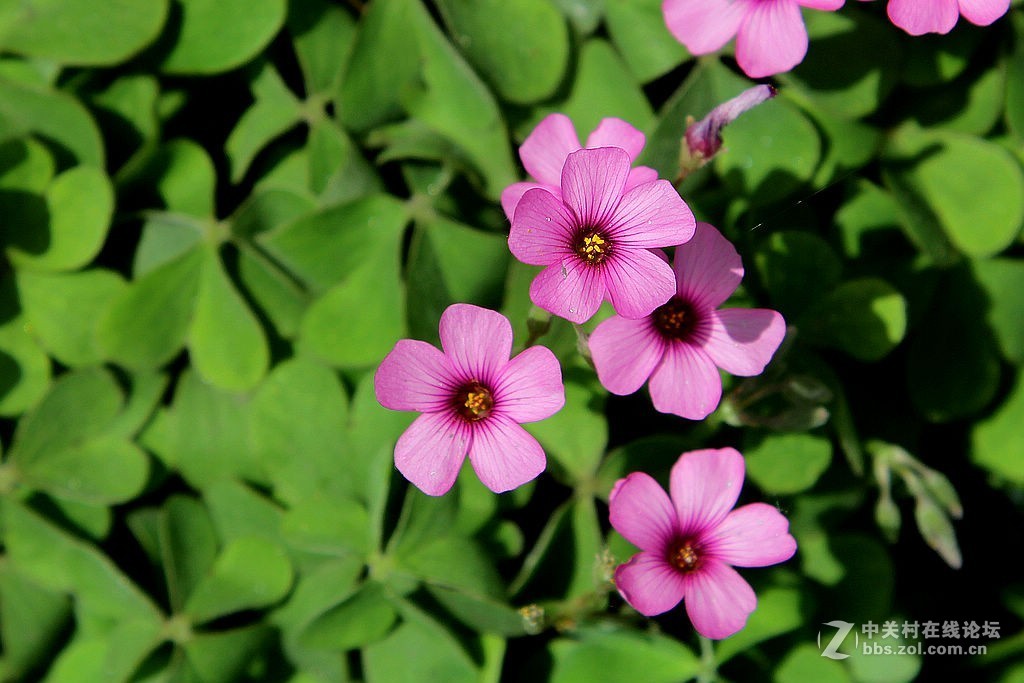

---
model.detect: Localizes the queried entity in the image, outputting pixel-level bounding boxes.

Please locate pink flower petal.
[625,166,660,192]
[957,0,1010,26]
[797,0,844,9]
[609,472,679,552]
[501,181,554,223]
[682,559,757,639]
[493,345,565,423]
[439,304,512,383]
[508,188,575,266]
[375,339,457,412]
[603,248,678,320]
[614,551,687,616]
[529,257,605,324]
[670,447,745,535]
[735,0,809,78]
[589,316,665,395]
[395,411,470,496]
[560,147,631,229]
[607,180,695,249]
[467,415,546,493]
[704,503,798,567]
[519,113,582,186]
[662,0,746,55]
[704,308,786,377]
[586,118,646,162]
[648,343,723,420]
[673,222,743,311]
[887,0,959,34]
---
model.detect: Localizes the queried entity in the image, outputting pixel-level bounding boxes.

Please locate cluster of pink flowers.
[375,103,796,639]
[375,0,1010,642]
[661,0,1011,78]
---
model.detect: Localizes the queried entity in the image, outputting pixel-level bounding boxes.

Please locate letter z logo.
[818,620,857,659]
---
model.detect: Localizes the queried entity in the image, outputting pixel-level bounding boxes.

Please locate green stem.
[697,635,717,683]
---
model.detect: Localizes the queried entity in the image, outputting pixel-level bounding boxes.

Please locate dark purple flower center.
[668,538,702,574]
[573,228,612,265]
[454,381,494,422]
[653,297,697,340]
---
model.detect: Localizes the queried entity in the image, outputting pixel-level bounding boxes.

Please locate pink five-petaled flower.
[501,113,660,222]
[885,0,1009,35]
[588,222,785,420]
[374,304,565,496]
[508,147,696,325]
[662,0,844,78]
[609,447,797,639]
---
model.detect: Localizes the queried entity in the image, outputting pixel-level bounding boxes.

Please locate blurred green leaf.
[250,357,351,504]
[885,126,1024,258]
[299,237,405,368]
[400,0,518,198]
[0,563,71,682]
[971,257,1024,364]
[436,0,569,104]
[717,93,822,206]
[159,0,287,75]
[2,499,162,623]
[800,278,908,362]
[0,313,51,417]
[288,0,357,97]
[97,245,203,370]
[775,643,851,683]
[972,369,1024,485]
[605,0,688,83]
[785,7,899,119]
[188,246,269,391]
[908,266,1001,421]
[542,39,654,140]
[549,628,699,683]
[744,432,833,495]
[0,0,167,66]
[716,587,804,663]
[363,604,478,683]
[755,231,842,318]
[0,77,104,167]
[226,62,302,183]
[184,624,272,683]
[525,371,607,483]
[260,194,408,292]
[3,166,113,272]
[17,268,126,368]
[184,536,293,624]
[299,581,397,651]
[1007,12,1024,141]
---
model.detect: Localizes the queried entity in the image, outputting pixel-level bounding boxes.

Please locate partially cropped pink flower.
[501,114,659,221]
[610,447,797,639]
[509,147,695,324]
[374,304,564,496]
[885,0,1009,35]
[589,223,784,420]
[662,0,844,78]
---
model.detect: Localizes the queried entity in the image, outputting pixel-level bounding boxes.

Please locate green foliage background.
[0,0,1023,681]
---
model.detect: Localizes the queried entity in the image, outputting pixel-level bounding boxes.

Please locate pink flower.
[588,223,785,420]
[885,0,1009,35]
[374,304,564,496]
[609,447,797,639]
[508,147,696,324]
[662,0,845,78]
[501,113,660,221]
